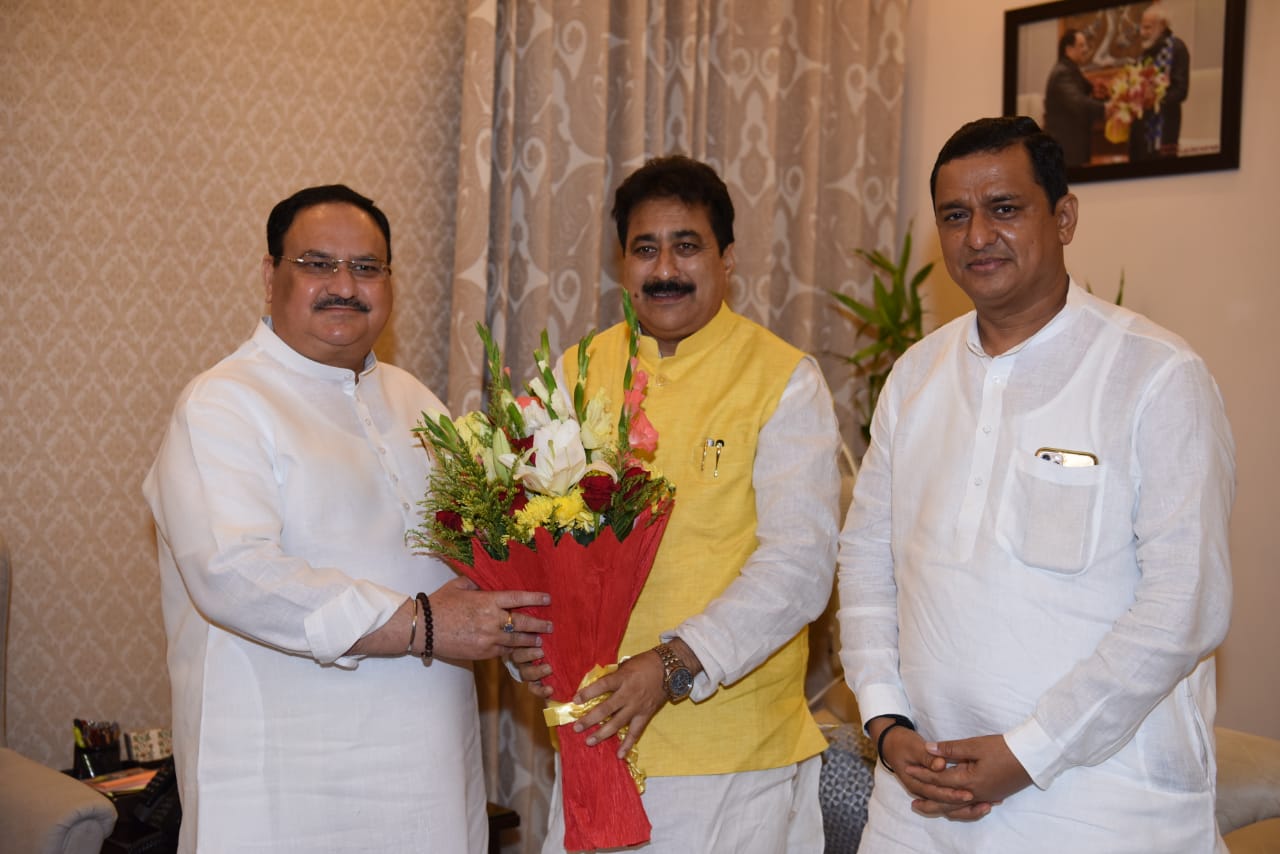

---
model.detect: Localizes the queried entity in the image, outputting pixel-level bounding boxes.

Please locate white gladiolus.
[520,397,552,433]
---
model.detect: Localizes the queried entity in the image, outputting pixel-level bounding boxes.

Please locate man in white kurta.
[145,185,549,853]
[838,118,1234,852]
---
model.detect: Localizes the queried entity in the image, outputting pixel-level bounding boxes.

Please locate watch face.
[668,667,694,698]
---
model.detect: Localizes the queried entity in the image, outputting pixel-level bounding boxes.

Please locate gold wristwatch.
[655,642,693,703]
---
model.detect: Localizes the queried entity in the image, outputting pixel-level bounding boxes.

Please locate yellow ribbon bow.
[542,663,646,794]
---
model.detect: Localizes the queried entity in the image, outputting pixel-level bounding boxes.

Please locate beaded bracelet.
[875,714,916,774]
[416,592,434,663]
[405,596,420,656]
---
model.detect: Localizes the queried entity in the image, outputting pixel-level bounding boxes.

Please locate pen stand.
[73,742,121,779]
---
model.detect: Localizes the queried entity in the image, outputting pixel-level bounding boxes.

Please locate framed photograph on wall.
[1003,0,1245,183]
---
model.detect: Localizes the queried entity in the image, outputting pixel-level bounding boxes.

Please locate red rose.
[436,510,464,531]
[510,491,530,513]
[579,472,619,512]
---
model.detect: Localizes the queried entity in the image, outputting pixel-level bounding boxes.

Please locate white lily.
[514,419,611,496]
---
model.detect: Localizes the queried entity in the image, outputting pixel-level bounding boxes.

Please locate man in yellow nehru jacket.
[513,155,841,852]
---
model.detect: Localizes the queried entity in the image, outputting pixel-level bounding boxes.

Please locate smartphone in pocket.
[1035,447,1098,467]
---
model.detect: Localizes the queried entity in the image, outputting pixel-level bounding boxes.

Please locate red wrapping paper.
[451,506,671,851]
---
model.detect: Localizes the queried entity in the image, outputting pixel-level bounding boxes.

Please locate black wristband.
[874,714,916,774]
[416,592,433,662]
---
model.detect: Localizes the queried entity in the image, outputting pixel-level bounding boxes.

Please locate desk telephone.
[134,756,180,832]
[102,757,181,854]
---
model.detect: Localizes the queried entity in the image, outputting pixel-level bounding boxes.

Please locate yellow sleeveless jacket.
[564,303,828,775]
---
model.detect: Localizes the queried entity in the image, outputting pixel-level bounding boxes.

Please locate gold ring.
[502,616,516,633]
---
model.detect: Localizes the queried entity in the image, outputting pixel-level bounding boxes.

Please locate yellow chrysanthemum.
[552,491,596,531]
[514,495,556,538]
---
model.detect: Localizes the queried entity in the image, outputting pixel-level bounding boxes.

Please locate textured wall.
[0,0,465,766]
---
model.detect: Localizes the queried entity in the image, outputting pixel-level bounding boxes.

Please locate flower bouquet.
[410,294,675,852]
[1104,58,1170,144]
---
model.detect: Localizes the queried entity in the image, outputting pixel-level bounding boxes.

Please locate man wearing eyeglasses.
[145,184,552,853]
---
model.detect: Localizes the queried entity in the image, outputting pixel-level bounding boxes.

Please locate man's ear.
[261,254,276,306]
[721,243,736,276]
[1055,193,1079,246]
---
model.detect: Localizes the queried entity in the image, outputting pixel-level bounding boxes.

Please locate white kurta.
[144,319,487,853]
[838,284,1235,853]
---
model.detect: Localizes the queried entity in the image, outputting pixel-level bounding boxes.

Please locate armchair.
[0,532,117,853]
[1217,726,1280,852]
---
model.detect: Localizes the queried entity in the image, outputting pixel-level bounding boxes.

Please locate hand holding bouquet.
[411,294,674,851]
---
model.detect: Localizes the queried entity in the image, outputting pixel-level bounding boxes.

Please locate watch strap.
[654,642,691,701]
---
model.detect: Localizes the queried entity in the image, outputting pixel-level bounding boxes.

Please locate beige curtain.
[446,2,906,849]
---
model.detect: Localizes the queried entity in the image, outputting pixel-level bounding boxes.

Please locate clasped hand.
[882,726,1033,821]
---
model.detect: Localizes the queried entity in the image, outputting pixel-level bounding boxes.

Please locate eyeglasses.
[280,255,391,281]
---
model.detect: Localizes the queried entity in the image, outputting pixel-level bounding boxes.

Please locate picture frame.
[1003,0,1245,183]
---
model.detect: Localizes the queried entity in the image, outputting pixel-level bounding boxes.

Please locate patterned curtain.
[447,2,906,849]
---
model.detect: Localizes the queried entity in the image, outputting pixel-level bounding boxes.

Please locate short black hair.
[929,116,1069,210]
[266,184,392,264]
[1058,29,1083,60]
[611,155,735,252]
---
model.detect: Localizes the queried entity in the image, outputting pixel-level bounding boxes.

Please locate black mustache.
[314,295,371,312]
[642,279,696,297]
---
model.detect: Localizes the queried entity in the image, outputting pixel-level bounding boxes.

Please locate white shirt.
[144,319,488,853]
[838,283,1234,852]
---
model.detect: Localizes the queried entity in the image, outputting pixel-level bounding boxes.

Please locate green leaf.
[871,275,896,326]
[830,290,879,326]
[849,340,891,365]
[829,223,936,444]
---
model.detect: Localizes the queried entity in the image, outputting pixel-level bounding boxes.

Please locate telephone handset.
[101,756,182,853]
[133,756,181,835]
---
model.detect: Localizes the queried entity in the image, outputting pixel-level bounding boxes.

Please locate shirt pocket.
[996,451,1105,574]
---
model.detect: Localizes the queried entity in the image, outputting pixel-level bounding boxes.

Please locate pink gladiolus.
[629,361,649,395]
[628,410,659,455]
[624,365,650,415]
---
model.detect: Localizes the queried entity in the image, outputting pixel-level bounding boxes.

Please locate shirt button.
[982,425,992,434]
[402,502,410,511]
[973,477,983,486]
[364,418,372,426]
